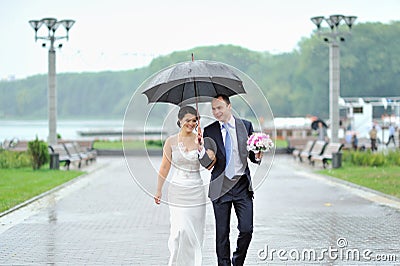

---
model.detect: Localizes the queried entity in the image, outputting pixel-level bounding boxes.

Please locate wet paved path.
[0,155,399,265]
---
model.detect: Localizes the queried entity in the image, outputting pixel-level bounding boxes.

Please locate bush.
[343,150,400,167]
[387,151,400,166]
[28,137,49,170]
[0,150,31,168]
[146,139,163,147]
[369,152,385,167]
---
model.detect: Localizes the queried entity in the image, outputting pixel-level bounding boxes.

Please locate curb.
[0,162,109,218]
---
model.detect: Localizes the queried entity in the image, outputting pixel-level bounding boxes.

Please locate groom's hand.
[255,151,263,163]
[255,151,263,159]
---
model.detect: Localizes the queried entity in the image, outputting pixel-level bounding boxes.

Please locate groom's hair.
[214,94,230,105]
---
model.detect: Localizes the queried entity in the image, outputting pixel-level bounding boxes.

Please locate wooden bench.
[48,144,81,170]
[356,138,372,151]
[63,142,96,165]
[341,137,371,151]
[73,141,97,163]
[299,140,327,164]
[311,142,344,168]
[63,142,94,166]
[4,139,28,151]
[287,137,316,153]
[292,140,315,161]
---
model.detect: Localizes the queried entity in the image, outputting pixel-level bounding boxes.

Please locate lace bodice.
[171,143,200,174]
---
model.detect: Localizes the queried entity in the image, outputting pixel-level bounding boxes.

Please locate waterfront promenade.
[0,155,399,265]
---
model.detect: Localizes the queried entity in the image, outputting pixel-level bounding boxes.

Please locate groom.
[199,94,262,266]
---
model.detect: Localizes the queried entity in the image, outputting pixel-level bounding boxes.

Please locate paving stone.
[0,155,399,265]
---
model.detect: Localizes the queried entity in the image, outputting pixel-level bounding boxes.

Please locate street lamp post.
[310,15,357,143]
[29,18,75,145]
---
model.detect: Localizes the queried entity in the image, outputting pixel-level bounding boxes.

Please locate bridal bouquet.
[247,132,274,152]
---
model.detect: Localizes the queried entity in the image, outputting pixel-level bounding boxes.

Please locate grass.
[319,164,400,198]
[93,140,162,150]
[0,168,83,213]
[274,139,288,149]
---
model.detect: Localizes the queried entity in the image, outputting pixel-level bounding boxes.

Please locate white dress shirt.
[219,116,245,177]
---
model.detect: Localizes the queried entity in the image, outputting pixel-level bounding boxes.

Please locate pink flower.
[247,132,274,152]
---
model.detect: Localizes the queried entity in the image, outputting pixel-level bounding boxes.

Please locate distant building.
[340,97,400,139]
[1,75,16,81]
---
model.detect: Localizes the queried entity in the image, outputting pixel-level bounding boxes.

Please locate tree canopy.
[1,21,399,120]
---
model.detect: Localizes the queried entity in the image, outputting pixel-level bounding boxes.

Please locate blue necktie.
[223,123,235,179]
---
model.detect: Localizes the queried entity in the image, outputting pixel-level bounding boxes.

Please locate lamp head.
[29,20,43,41]
[329,15,344,27]
[311,16,324,29]
[41,18,57,30]
[60,20,76,31]
[344,16,357,29]
[29,20,43,31]
[52,21,62,33]
[324,17,335,30]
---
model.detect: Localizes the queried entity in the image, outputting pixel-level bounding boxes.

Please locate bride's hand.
[154,191,162,205]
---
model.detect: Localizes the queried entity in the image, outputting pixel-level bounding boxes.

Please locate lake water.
[0,120,125,142]
[0,118,393,144]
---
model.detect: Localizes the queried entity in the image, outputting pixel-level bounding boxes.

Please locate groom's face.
[211,97,232,123]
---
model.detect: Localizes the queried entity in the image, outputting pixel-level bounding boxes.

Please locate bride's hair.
[177,106,199,128]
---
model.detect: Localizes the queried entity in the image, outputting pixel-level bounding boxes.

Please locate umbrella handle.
[197,126,202,145]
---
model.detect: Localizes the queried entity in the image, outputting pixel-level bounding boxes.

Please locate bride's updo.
[177,106,199,128]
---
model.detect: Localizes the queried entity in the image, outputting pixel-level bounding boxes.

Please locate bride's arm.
[155,138,172,204]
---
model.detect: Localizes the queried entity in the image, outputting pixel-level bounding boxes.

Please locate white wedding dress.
[167,143,206,266]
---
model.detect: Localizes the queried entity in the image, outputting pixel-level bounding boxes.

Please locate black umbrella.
[141,56,246,106]
[311,119,328,130]
[141,55,246,140]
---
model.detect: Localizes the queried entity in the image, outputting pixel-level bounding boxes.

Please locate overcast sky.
[1,0,399,79]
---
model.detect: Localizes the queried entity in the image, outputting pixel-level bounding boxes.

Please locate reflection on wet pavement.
[0,156,399,265]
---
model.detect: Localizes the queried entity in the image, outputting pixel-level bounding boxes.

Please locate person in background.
[317,122,328,142]
[386,124,396,147]
[351,132,358,151]
[369,125,378,151]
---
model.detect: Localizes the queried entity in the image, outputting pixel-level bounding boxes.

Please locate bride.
[154,106,215,266]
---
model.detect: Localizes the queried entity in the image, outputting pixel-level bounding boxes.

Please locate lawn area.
[274,139,288,149]
[93,140,162,150]
[319,165,400,198]
[0,168,83,213]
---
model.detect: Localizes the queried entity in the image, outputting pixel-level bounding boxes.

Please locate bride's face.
[180,113,198,133]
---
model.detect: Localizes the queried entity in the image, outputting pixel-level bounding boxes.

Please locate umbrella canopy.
[311,119,328,130]
[141,60,246,105]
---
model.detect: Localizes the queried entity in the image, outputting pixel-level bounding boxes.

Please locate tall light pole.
[29,18,75,145]
[310,15,357,143]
